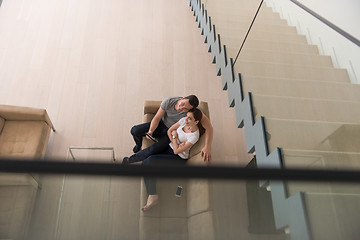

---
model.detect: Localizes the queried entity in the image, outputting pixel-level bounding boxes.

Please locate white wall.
[265,0,360,84]
[298,0,360,39]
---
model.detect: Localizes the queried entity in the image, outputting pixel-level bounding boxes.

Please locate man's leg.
[127,134,171,163]
[130,122,151,153]
[130,120,168,153]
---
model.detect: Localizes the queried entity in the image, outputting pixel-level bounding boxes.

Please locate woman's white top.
[169,117,200,159]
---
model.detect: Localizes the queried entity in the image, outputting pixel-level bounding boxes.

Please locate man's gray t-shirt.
[161,97,187,128]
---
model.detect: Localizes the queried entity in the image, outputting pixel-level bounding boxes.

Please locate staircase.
[190,0,360,239]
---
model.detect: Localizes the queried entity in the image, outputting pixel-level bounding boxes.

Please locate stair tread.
[214,23,298,35]
[209,14,289,27]
[208,9,282,21]
[226,48,333,67]
[213,20,295,32]
[252,94,360,124]
[221,36,319,54]
[241,76,360,102]
[218,29,308,44]
[235,61,350,82]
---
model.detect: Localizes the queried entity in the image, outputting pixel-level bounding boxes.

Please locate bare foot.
[141,194,159,211]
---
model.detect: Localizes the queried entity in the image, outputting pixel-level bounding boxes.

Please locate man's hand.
[146,131,153,140]
[201,145,211,163]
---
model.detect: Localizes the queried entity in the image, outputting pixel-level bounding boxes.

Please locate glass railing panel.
[265,118,360,170]
[2,170,359,240]
[0,172,40,240]
[53,175,111,240]
[286,181,360,240]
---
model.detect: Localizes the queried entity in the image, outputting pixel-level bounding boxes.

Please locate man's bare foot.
[141,194,159,211]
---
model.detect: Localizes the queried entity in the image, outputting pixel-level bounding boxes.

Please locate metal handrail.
[290,0,360,47]
[1,159,360,182]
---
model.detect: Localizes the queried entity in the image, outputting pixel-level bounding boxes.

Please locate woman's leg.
[128,135,170,163]
[141,152,186,211]
[141,195,159,212]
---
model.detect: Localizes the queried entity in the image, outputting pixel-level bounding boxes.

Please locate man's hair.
[185,95,199,109]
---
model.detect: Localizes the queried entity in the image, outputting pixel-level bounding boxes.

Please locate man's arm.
[200,114,213,162]
[147,107,165,138]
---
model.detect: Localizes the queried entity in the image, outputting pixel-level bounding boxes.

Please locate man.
[122,95,213,164]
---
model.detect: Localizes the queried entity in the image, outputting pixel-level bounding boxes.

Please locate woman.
[141,108,204,211]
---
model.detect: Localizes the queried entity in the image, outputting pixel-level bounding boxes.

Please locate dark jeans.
[142,146,187,195]
[129,120,170,163]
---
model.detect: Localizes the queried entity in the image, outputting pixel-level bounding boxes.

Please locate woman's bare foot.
[141,194,159,211]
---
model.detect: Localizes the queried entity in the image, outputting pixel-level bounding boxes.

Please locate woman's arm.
[200,114,213,162]
[171,140,194,155]
[167,121,194,155]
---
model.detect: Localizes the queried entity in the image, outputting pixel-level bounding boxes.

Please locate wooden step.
[234,61,350,82]
[208,12,289,28]
[241,77,360,102]
[207,6,283,22]
[252,94,360,124]
[214,20,298,35]
[207,1,275,11]
[206,1,275,14]
[219,28,308,44]
[222,36,319,55]
[227,48,333,67]
[265,119,360,154]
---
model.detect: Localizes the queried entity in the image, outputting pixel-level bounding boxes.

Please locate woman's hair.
[189,108,205,135]
[185,95,199,109]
